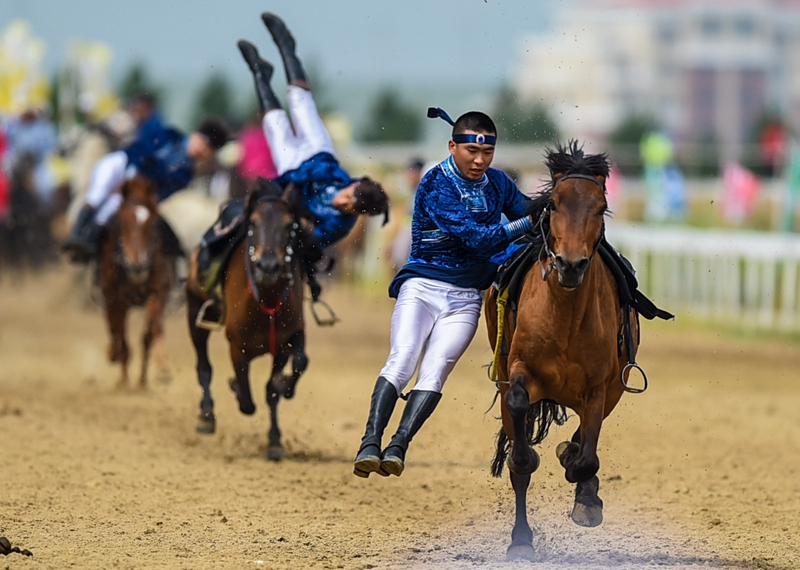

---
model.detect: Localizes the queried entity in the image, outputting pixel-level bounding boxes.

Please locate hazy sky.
[1,0,558,85]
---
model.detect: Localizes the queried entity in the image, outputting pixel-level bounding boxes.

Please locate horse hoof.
[196,413,216,434]
[571,502,603,527]
[506,542,536,562]
[556,441,579,467]
[266,444,284,461]
[229,378,256,415]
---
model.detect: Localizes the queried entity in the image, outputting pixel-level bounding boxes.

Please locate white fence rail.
[606,222,800,331]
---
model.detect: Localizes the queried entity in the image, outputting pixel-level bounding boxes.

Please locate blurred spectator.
[387,157,425,272]
[2,108,58,209]
[0,128,8,219]
[237,113,278,183]
[758,122,787,178]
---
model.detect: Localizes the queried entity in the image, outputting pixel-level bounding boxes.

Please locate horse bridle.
[538,174,606,281]
[243,196,300,312]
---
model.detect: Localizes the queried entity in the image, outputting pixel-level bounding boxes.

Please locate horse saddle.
[195,199,248,297]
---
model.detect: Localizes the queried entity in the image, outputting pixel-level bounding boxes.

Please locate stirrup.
[310,298,339,326]
[195,298,225,331]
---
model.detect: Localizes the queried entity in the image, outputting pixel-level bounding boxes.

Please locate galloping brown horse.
[185,179,307,460]
[99,175,175,388]
[486,142,641,561]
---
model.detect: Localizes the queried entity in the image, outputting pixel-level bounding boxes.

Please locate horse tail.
[491,399,568,478]
[491,427,509,478]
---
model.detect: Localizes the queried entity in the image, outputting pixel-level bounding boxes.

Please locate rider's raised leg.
[261,12,308,88]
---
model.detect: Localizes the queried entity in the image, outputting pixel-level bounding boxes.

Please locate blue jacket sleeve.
[421,183,511,254]
[311,213,357,248]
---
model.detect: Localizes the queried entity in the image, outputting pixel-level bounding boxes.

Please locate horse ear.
[281,182,295,203]
[244,187,256,213]
[595,175,606,188]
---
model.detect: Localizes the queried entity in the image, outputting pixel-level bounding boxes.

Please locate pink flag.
[721,161,759,224]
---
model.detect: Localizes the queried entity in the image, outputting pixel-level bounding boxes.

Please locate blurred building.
[515,0,800,161]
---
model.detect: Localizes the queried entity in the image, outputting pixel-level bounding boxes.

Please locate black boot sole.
[380,455,404,477]
[353,454,380,477]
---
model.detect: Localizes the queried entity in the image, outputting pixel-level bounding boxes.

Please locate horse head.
[117,175,159,285]
[541,141,610,289]
[244,178,299,290]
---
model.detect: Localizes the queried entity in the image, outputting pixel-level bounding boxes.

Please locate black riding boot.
[237,40,282,112]
[381,390,442,477]
[62,204,101,263]
[304,262,322,302]
[261,12,308,85]
[353,377,399,478]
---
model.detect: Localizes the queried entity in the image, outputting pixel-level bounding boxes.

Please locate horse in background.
[0,154,58,274]
[185,179,307,461]
[485,142,642,561]
[99,175,176,388]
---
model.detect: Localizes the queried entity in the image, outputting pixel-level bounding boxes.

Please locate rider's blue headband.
[427,107,497,146]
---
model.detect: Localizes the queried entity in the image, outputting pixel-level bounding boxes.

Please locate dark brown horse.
[185,180,307,460]
[99,175,175,388]
[486,142,641,561]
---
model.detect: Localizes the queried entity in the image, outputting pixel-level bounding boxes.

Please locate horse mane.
[521,140,611,245]
[543,139,610,189]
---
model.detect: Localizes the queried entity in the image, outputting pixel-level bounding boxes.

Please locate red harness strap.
[246,278,289,356]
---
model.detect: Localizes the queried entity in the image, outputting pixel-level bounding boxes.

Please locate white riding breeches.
[84,150,128,225]
[379,278,483,395]
[262,86,336,176]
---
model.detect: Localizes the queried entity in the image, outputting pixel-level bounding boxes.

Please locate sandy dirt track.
[0,268,799,570]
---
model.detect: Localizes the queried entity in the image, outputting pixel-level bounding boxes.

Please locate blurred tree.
[191,71,237,128]
[361,87,422,143]
[117,62,163,107]
[608,113,659,175]
[493,86,558,143]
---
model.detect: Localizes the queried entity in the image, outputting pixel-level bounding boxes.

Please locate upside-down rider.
[228,13,389,302]
[353,108,534,478]
[63,96,231,262]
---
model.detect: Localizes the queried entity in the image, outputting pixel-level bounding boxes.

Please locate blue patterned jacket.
[277,152,357,248]
[123,113,194,201]
[389,155,530,297]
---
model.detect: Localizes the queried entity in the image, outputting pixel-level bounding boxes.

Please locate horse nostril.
[575,258,590,273]
[555,255,568,271]
[257,257,281,275]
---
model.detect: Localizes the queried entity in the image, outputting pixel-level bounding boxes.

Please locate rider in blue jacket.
[236,13,389,300]
[353,109,532,478]
[63,95,230,262]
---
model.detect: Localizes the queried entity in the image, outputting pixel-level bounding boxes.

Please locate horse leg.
[105,299,130,388]
[504,372,540,476]
[557,393,606,527]
[229,348,256,415]
[265,351,290,461]
[281,330,308,399]
[139,292,167,389]
[505,470,536,561]
[188,296,215,433]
